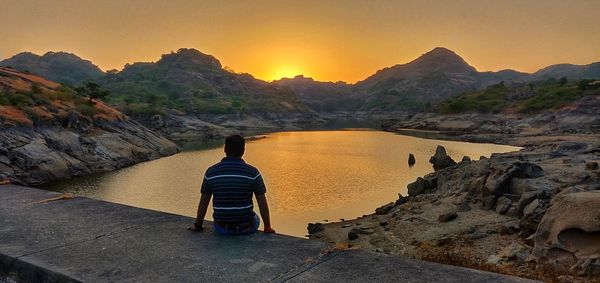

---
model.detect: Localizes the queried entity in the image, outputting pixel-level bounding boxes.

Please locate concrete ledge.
[0,185,534,282]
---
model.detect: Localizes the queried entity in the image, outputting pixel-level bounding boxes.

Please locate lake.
[44,130,520,237]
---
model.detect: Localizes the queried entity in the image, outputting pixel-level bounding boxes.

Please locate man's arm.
[189,193,211,231]
[256,194,275,233]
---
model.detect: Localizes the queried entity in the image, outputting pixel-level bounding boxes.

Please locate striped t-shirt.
[201,157,267,223]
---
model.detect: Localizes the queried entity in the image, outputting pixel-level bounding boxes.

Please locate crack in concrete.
[269,251,344,282]
[15,217,173,259]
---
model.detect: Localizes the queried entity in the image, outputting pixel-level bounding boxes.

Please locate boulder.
[348,230,359,240]
[307,223,324,234]
[461,156,471,163]
[516,191,538,216]
[375,202,395,215]
[481,195,497,210]
[438,210,458,222]
[532,191,600,275]
[408,153,416,166]
[429,145,457,171]
[395,194,408,205]
[495,196,512,214]
[485,162,544,196]
[484,166,518,196]
[377,215,388,226]
[519,199,546,237]
[523,199,540,216]
[512,162,544,178]
[407,177,429,196]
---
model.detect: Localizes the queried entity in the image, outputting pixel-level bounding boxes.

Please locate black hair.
[224,135,245,157]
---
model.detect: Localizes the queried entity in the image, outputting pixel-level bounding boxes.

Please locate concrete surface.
[0,185,533,282]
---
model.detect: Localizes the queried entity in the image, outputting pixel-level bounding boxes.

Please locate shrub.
[8,92,33,107]
[76,103,98,117]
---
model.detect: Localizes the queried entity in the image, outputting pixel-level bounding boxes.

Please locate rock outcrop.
[429,145,456,171]
[0,67,178,185]
[532,191,600,276]
[0,120,178,186]
[408,153,416,166]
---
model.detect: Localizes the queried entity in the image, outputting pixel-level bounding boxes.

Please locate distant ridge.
[0,51,104,85]
[3,47,599,112]
[530,62,600,81]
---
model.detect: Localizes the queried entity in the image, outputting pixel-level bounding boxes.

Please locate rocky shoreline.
[308,108,600,281]
[0,119,178,186]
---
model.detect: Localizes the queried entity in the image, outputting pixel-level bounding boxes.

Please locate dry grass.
[0,105,32,125]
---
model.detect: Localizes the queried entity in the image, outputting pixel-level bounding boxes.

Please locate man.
[189,135,275,235]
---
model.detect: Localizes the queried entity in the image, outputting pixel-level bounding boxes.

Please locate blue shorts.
[214,215,260,235]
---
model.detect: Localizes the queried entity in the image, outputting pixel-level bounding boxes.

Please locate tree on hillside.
[75,82,110,104]
[559,77,568,85]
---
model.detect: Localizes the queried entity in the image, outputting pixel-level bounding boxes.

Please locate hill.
[0,67,177,185]
[0,52,104,86]
[351,48,530,111]
[100,48,309,115]
[436,78,600,114]
[273,75,358,112]
[530,62,600,81]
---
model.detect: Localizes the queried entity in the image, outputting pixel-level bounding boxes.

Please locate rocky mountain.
[0,67,177,185]
[530,62,600,81]
[0,52,105,86]
[284,48,600,112]
[351,48,529,111]
[100,48,309,115]
[3,47,599,114]
[357,47,479,89]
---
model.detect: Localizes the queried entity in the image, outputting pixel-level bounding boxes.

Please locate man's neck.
[222,156,244,162]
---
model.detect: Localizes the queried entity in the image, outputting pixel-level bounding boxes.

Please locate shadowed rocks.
[408,153,416,166]
[429,145,457,171]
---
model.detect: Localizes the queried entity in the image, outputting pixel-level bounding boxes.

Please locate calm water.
[44,130,519,237]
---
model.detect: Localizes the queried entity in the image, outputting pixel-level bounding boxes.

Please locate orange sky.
[1,0,600,83]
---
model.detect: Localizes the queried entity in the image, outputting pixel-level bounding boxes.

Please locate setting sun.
[268,67,301,81]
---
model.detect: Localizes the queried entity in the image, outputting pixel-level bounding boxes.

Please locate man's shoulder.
[204,160,260,176]
[242,162,260,173]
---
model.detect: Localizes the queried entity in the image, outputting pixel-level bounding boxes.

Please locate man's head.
[224,135,245,157]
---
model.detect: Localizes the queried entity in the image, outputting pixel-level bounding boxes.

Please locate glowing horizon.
[1,0,600,83]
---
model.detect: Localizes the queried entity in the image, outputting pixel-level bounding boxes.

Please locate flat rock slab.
[285,250,533,283]
[0,185,533,282]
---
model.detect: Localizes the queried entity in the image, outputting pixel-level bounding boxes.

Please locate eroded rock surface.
[0,120,178,185]
[532,191,600,276]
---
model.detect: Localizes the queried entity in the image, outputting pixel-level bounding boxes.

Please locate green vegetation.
[75,82,110,104]
[75,103,98,116]
[99,48,307,115]
[0,70,111,125]
[437,79,599,114]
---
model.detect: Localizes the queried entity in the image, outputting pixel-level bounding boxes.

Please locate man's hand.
[188,223,204,232]
[263,226,276,234]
